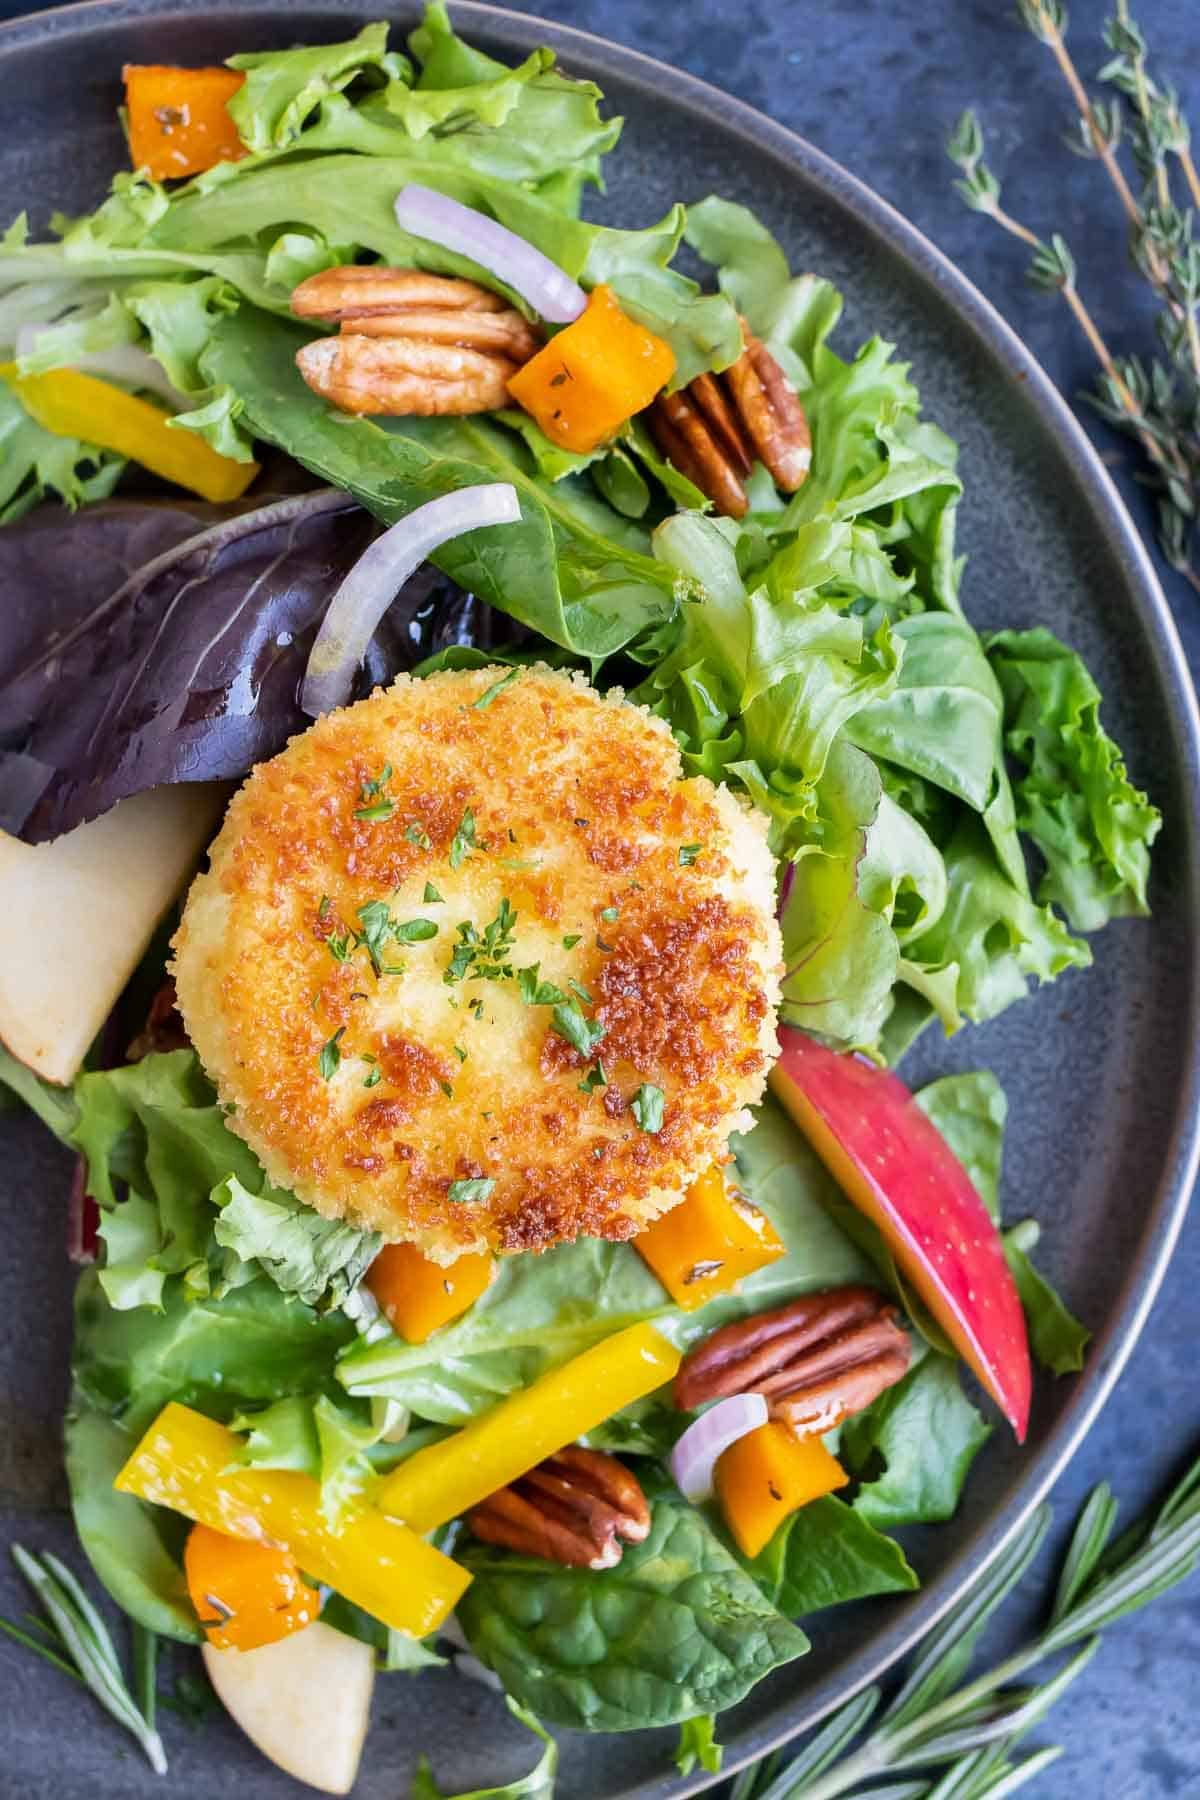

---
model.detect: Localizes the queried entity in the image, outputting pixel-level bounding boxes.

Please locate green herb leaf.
[578,1061,607,1093]
[600,905,620,922]
[517,964,569,1007]
[318,1028,345,1080]
[562,934,583,949]
[678,843,702,866]
[630,1083,666,1133]
[406,823,433,850]
[450,807,477,869]
[394,918,439,944]
[472,667,522,709]
[354,797,395,822]
[447,1177,496,1205]
[424,882,445,904]
[550,999,606,1058]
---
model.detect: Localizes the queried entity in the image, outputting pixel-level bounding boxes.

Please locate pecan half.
[466,1447,651,1570]
[291,265,540,416]
[647,321,812,518]
[674,1285,910,1434]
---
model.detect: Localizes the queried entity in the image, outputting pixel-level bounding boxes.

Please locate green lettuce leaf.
[338,1096,873,1419]
[740,1493,918,1614]
[841,1352,992,1529]
[413,1700,556,1799]
[675,1715,723,1777]
[906,816,1090,1024]
[987,626,1161,931]
[457,1482,808,1730]
[72,1263,353,1438]
[0,378,123,523]
[226,22,411,155]
[213,1175,381,1311]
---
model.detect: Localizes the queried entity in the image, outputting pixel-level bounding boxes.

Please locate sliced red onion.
[300,483,522,718]
[394,183,586,324]
[16,326,190,410]
[670,1392,769,1503]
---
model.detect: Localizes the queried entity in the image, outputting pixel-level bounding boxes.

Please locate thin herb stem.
[1034,3,1140,225]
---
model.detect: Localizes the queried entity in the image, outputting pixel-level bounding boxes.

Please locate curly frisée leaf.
[456,1482,809,1730]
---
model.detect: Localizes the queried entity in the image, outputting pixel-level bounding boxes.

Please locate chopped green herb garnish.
[393,918,439,944]
[423,882,444,904]
[578,1061,608,1094]
[449,807,476,869]
[562,934,583,950]
[678,844,702,866]
[438,1079,455,1099]
[362,1065,382,1089]
[354,797,395,822]
[551,1000,606,1059]
[453,1045,468,1064]
[360,763,393,801]
[568,978,594,1004]
[318,894,331,921]
[630,1083,666,1132]
[472,668,521,709]
[405,822,432,850]
[444,898,518,985]
[447,1176,496,1205]
[326,931,354,964]
[517,963,569,1007]
[318,1028,345,1080]
[600,906,620,923]
[356,900,398,974]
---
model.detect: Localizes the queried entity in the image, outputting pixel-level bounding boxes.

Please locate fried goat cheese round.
[173,665,781,1262]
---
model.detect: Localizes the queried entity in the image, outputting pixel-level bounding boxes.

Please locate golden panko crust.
[172,665,781,1261]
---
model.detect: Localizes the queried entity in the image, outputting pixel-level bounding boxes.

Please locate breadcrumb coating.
[173,665,780,1261]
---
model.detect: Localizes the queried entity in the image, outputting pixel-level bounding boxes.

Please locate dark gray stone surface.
[0,2,1197,1795]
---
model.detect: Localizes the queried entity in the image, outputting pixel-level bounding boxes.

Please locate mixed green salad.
[0,7,1161,1795]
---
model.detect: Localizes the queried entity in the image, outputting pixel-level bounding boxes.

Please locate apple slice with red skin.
[770,1025,1032,1441]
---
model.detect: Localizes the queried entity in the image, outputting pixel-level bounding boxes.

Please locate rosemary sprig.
[948,2,1200,596]
[733,1446,1200,1798]
[2,1547,167,1774]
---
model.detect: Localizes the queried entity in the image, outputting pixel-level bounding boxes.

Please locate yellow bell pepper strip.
[635,1162,786,1310]
[184,1522,318,1652]
[0,365,259,505]
[715,1421,849,1560]
[378,1322,681,1533]
[124,65,247,182]
[367,1242,495,1344]
[507,284,676,453]
[115,1403,470,1638]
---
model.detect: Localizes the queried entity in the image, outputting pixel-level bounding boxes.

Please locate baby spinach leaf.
[841,1353,993,1530]
[1003,1223,1091,1375]
[63,1397,200,1644]
[457,1485,808,1730]
[740,1494,918,1615]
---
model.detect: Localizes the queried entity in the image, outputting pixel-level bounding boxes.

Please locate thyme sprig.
[948,1,1200,594]
[733,1448,1200,1798]
[0,1547,167,1774]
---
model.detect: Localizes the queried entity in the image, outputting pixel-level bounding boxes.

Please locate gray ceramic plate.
[2,3,1199,1796]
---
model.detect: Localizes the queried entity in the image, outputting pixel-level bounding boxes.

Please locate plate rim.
[2,0,1199,1792]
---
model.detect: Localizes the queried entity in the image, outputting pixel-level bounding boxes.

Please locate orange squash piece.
[124,65,247,181]
[184,1522,318,1652]
[367,1242,494,1343]
[716,1421,848,1559]
[635,1162,786,1310]
[507,284,676,452]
